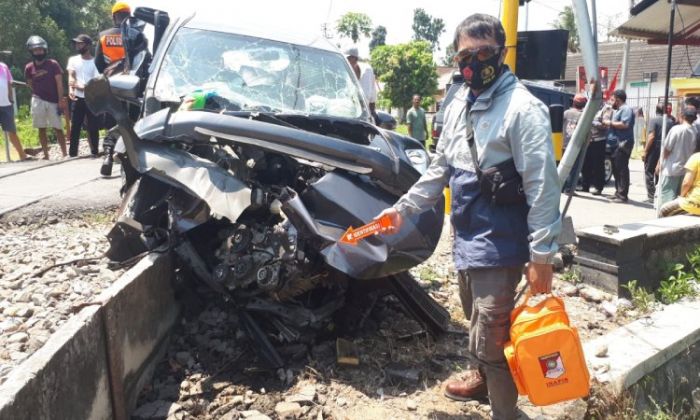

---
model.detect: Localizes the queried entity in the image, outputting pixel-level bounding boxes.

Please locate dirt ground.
[135,219,630,420]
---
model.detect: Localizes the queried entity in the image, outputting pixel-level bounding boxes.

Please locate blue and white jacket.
[394,69,561,269]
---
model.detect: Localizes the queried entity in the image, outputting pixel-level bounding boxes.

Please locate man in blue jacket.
[378,13,560,419]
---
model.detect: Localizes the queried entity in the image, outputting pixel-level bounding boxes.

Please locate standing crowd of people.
[1,1,132,161]
[562,87,700,218]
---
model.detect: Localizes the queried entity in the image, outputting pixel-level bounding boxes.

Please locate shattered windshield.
[154,27,365,118]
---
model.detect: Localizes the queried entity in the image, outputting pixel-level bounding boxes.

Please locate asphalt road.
[562,158,656,230]
[0,158,121,217]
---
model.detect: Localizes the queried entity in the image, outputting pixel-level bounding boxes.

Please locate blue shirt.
[607,104,635,145]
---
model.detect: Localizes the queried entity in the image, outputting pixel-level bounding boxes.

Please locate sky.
[129,0,632,60]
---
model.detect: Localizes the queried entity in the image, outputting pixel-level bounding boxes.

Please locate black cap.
[684,107,697,120]
[72,34,93,45]
[613,89,627,102]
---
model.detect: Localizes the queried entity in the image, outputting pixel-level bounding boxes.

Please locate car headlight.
[405,148,429,173]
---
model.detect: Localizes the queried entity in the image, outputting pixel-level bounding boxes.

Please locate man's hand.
[59,97,68,112]
[376,207,403,234]
[526,262,553,294]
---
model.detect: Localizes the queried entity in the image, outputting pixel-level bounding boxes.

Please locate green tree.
[551,5,579,53]
[412,8,445,51]
[336,12,372,44]
[441,44,456,66]
[369,25,387,51]
[371,40,438,116]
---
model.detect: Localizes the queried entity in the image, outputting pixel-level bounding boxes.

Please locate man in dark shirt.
[603,89,635,203]
[24,36,67,159]
[562,94,587,193]
[642,104,675,203]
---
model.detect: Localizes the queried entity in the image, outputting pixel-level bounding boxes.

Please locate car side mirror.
[109,74,142,102]
[85,75,141,168]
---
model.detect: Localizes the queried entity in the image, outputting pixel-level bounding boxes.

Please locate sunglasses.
[453,45,504,65]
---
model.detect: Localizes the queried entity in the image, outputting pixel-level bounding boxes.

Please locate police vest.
[100,30,125,64]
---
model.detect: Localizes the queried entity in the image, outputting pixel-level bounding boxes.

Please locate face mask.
[32,53,46,61]
[458,52,502,91]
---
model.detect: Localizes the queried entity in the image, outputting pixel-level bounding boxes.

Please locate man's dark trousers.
[613,148,631,199]
[644,148,660,200]
[581,140,606,191]
[69,97,100,156]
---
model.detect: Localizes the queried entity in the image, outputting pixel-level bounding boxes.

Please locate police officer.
[95,1,131,75]
[95,2,131,175]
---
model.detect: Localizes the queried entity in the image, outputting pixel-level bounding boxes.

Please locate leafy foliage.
[369,26,387,51]
[441,44,456,66]
[371,41,438,113]
[625,247,700,311]
[335,12,372,44]
[551,5,579,53]
[622,280,656,314]
[0,0,112,105]
[412,8,445,51]
[657,249,700,304]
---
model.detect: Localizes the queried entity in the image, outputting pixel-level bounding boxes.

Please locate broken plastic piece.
[336,338,359,366]
[339,214,393,246]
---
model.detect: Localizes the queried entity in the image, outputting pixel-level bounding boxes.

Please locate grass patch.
[82,211,114,225]
[624,247,700,312]
[560,265,582,284]
[623,280,657,314]
[418,266,440,283]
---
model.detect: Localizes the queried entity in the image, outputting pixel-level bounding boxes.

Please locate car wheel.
[604,157,613,184]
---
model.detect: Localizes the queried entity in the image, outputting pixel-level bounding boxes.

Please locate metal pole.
[559,0,602,186]
[620,0,635,89]
[662,0,677,142]
[525,1,529,31]
[591,0,598,46]
[3,132,9,163]
[502,0,519,72]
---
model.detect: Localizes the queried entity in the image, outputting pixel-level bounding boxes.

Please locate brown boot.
[444,369,488,401]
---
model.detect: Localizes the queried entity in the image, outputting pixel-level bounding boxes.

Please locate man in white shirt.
[67,34,100,157]
[345,47,379,124]
[0,61,27,160]
[656,106,699,214]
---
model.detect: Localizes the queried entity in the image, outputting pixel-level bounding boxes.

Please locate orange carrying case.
[503,294,590,406]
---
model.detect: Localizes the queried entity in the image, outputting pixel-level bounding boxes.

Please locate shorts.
[0,105,16,133]
[31,96,63,129]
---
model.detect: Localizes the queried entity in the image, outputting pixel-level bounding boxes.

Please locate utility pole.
[662,0,677,142]
[619,0,635,90]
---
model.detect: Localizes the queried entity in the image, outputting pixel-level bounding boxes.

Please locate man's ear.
[499,46,508,66]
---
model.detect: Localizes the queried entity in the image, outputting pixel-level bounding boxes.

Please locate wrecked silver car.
[87,8,447,367]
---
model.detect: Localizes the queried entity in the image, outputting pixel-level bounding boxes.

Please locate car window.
[154,28,364,118]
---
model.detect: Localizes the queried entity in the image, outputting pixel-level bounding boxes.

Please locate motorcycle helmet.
[26,35,48,52]
[111,1,131,15]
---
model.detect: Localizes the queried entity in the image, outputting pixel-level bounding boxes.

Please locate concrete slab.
[583,300,700,394]
[0,305,111,420]
[574,215,700,293]
[0,161,51,178]
[99,253,180,414]
[0,158,75,180]
[0,253,180,420]
[0,158,105,215]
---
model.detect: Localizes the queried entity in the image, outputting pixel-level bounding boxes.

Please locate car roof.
[184,17,340,53]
